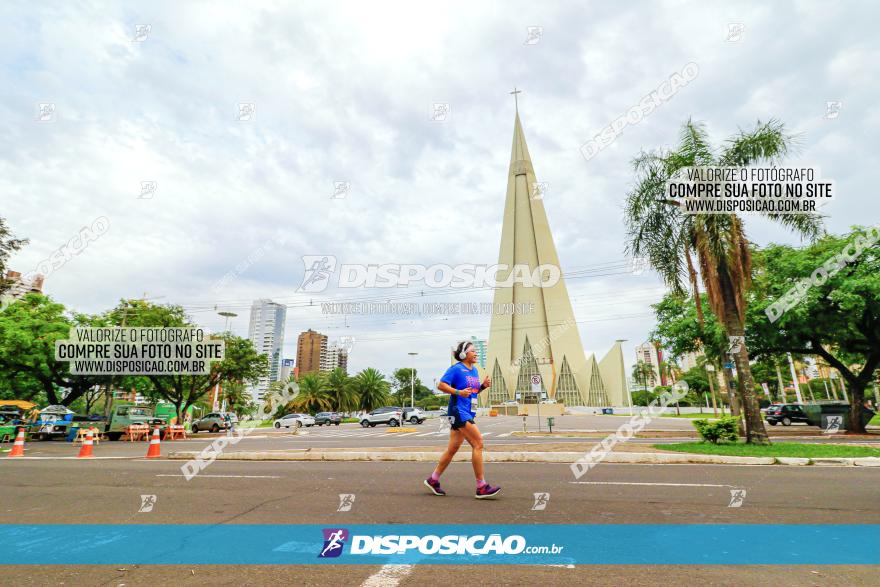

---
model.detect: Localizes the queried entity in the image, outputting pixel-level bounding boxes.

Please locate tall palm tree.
[631,361,655,391]
[352,368,390,412]
[290,372,332,413]
[625,119,823,444]
[326,367,357,412]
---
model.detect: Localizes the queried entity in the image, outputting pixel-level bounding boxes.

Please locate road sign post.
[531,374,542,432]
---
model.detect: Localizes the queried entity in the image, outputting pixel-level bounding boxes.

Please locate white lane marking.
[394,432,419,437]
[497,432,512,437]
[481,432,492,437]
[570,481,735,487]
[361,564,414,587]
[156,474,281,478]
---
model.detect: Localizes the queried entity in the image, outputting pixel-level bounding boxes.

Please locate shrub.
[692,416,740,444]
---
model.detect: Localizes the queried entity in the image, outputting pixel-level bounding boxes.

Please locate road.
[2,447,879,585]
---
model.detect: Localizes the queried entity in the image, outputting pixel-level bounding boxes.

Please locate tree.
[326,368,358,412]
[352,368,390,412]
[390,367,432,407]
[106,300,268,422]
[625,118,824,444]
[0,218,28,296]
[289,372,332,413]
[746,229,880,433]
[631,361,654,391]
[0,294,109,406]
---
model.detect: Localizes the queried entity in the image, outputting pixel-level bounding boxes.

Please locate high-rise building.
[1,270,44,307]
[484,107,627,407]
[469,337,488,370]
[318,341,349,373]
[678,350,704,373]
[247,299,287,401]
[634,341,663,388]
[297,329,327,375]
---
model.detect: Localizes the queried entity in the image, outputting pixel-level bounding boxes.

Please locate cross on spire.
[510,87,522,112]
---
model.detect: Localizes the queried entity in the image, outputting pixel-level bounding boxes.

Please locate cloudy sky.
[2,0,876,381]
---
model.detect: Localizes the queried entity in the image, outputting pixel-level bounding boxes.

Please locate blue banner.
[1,524,877,565]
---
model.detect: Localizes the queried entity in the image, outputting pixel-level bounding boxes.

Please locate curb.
[167,450,880,466]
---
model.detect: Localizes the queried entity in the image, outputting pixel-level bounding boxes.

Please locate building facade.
[246,299,287,401]
[297,329,327,375]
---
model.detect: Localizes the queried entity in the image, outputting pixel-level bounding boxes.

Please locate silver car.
[274,413,316,429]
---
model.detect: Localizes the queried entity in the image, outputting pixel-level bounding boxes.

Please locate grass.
[655,442,880,458]
[656,412,728,419]
[871,414,880,426]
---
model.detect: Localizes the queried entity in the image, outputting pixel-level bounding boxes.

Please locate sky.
[2,0,877,382]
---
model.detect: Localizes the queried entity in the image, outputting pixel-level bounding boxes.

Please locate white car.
[540,399,557,405]
[274,413,315,429]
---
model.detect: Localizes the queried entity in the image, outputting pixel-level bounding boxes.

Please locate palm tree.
[631,361,655,391]
[625,119,824,444]
[289,373,332,414]
[326,367,357,413]
[352,368,390,412]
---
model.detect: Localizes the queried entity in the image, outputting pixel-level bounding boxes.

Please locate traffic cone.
[77,431,95,458]
[8,428,26,458]
[145,427,161,458]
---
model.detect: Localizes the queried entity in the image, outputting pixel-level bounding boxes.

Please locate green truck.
[102,404,167,441]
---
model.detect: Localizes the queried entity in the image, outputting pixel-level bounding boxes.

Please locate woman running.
[424,340,501,499]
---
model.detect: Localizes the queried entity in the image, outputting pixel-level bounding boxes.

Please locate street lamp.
[218,311,237,333]
[408,352,418,408]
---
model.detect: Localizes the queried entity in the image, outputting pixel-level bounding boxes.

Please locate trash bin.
[547,417,555,432]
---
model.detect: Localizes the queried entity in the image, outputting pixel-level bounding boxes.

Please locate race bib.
[471,396,478,411]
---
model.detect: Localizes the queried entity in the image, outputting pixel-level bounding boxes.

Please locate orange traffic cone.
[8,428,26,458]
[145,427,161,458]
[77,431,95,458]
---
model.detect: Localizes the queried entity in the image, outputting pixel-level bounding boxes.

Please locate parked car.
[274,413,316,429]
[360,407,403,427]
[502,400,519,406]
[314,412,342,426]
[765,404,809,426]
[191,412,237,433]
[540,399,557,405]
[402,407,425,424]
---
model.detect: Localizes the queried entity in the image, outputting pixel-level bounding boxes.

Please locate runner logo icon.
[319,528,349,558]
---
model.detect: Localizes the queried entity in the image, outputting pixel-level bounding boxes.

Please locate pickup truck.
[103,405,166,441]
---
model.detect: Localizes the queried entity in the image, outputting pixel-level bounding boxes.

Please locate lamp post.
[218,311,237,333]
[408,352,418,408]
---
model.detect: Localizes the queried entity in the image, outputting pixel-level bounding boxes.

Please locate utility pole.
[408,352,418,409]
[787,353,804,404]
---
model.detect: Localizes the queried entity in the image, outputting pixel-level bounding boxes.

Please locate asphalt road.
[2,455,879,585]
[5,415,877,459]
